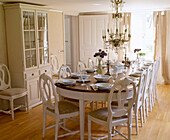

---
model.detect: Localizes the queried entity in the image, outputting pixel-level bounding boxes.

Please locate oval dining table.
[55,70,135,140]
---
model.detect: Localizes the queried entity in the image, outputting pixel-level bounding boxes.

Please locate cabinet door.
[22,10,37,69]
[26,77,40,107]
[37,12,49,66]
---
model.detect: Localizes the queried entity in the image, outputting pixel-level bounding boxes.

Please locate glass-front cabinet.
[4,4,51,109]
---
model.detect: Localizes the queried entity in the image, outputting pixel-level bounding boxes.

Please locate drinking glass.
[81,71,87,86]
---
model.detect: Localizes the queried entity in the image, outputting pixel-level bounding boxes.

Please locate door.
[79,15,108,63]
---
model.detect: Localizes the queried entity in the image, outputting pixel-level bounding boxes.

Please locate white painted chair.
[39,73,79,140]
[142,65,152,123]
[77,61,86,72]
[58,64,71,79]
[50,55,59,76]
[133,70,147,134]
[153,58,160,103]
[88,78,136,140]
[0,64,29,120]
[88,58,94,68]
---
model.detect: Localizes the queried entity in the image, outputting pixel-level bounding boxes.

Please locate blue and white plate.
[56,79,76,86]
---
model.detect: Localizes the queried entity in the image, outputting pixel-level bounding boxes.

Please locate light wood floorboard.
[0,84,170,140]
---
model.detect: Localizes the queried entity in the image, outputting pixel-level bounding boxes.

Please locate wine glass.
[81,71,87,86]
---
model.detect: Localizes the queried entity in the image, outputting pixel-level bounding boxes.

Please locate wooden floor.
[0,84,170,140]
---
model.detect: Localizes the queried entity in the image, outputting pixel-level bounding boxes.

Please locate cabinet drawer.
[39,67,51,75]
[25,70,39,80]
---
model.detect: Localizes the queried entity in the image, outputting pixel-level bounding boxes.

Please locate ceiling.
[1,0,170,14]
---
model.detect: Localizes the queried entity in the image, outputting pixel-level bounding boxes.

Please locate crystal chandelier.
[102,0,131,50]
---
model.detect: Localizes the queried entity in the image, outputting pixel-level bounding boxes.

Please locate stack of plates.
[56,79,76,86]
[85,68,95,73]
[93,75,111,82]
[71,73,79,78]
[95,83,113,90]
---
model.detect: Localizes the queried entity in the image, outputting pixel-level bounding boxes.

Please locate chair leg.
[143,103,146,123]
[113,126,116,134]
[146,99,148,117]
[88,116,91,140]
[55,119,59,140]
[128,120,132,140]
[134,110,139,135]
[25,94,29,112]
[140,107,143,127]
[107,127,112,140]
[149,94,152,112]
[10,99,14,120]
[43,108,46,138]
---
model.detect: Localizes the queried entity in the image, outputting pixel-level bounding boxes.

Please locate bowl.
[85,68,95,73]
[93,75,111,82]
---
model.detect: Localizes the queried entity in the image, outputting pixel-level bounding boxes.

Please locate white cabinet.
[4,3,51,109]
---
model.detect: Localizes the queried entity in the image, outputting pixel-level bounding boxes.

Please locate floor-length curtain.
[108,13,131,62]
[71,16,79,72]
[153,11,170,84]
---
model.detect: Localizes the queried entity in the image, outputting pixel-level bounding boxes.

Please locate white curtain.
[153,11,170,84]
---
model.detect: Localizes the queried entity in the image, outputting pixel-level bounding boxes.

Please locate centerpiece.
[94,49,107,74]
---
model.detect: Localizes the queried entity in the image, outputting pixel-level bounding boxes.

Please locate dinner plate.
[93,75,112,82]
[56,79,76,86]
[95,83,113,90]
[76,79,91,83]
[71,73,79,78]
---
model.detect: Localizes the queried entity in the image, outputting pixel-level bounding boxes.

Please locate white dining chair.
[142,65,152,123]
[58,64,71,79]
[50,55,59,76]
[77,61,86,72]
[153,58,160,103]
[88,78,136,140]
[88,58,94,68]
[0,64,29,120]
[39,73,79,140]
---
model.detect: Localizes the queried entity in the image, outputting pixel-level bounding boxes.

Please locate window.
[130,12,154,61]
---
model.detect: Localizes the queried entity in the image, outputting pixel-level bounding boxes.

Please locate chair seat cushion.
[0,88,27,96]
[47,100,79,114]
[89,107,127,121]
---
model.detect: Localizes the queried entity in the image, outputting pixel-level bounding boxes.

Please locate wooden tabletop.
[55,70,130,93]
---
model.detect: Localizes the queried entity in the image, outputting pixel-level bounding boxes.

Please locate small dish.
[56,79,76,86]
[95,83,113,90]
[93,75,111,82]
[76,79,91,83]
[85,68,95,73]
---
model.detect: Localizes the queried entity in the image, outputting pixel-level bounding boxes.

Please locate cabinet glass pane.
[31,50,37,67]
[29,12,35,30]
[30,31,35,48]
[25,51,31,68]
[24,31,30,49]
[23,11,37,69]
[37,12,49,65]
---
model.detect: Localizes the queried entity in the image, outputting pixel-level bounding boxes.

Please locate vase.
[97,59,102,74]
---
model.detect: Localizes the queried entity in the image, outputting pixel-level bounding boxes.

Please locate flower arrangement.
[94,49,107,74]
[134,49,141,53]
[138,52,146,56]
[94,49,107,59]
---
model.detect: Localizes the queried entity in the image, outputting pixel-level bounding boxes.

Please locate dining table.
[55,68,137,140]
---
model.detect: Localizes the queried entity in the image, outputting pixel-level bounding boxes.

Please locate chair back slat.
[77,61,86,72]
[58,65,71,79]
[50,55,59,75]
[135,70,146,107]
[0,64,11,90]
[39,74,59,115]
[108,78,136,118]
[88,58,94,69]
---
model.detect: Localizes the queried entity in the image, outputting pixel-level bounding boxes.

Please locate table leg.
[79,99,85,140]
